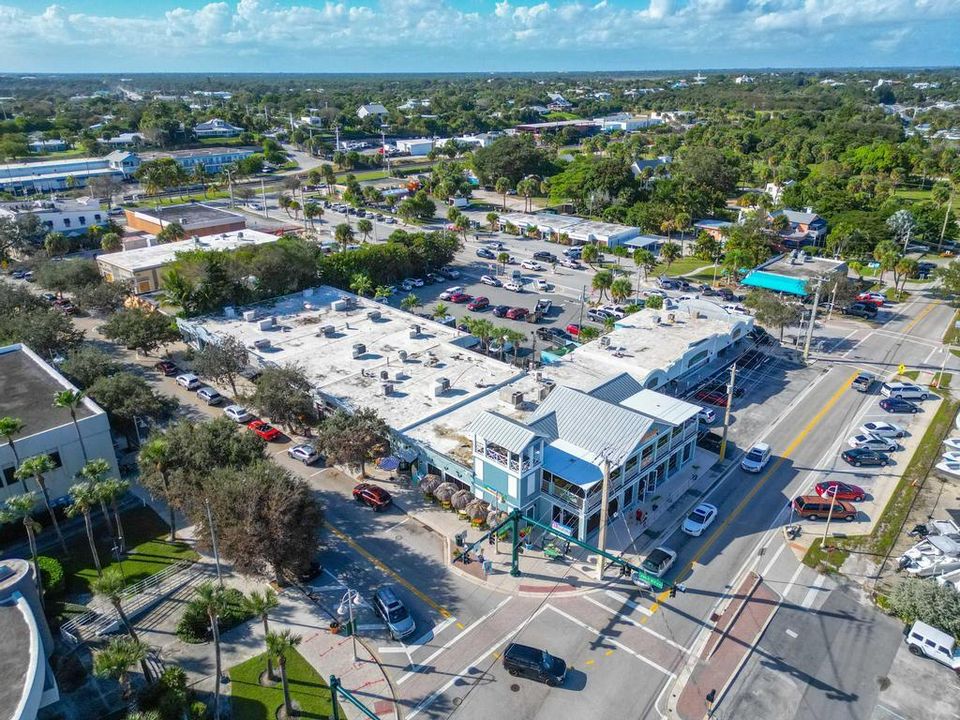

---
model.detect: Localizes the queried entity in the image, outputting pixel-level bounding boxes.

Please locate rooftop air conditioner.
[381,382,394,396]
[409,324,421,338]
[320,324,335,336]
[538,382,556,400]
[367,310,382,321]
[434,377,451,396]
[600,336,610,348]
[332,299,348,312]
[380,370,389,380]
[258,318,274,331]
[352,343,366,359]
[510,391,524,407]
[237,231,244,240]
[398,350,408,362]
[243,310,257,322]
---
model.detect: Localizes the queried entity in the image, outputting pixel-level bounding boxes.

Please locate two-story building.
[139,147,256,174]
[193,119,244,138]
[770,208,828,248]
[0,197,109,237]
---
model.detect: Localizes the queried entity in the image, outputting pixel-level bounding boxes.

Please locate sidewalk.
[673,572,780,720]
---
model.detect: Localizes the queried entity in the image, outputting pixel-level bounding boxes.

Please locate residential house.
[357,103,389,120]
[193,118,244,138]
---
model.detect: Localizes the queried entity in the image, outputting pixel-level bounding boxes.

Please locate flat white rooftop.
[97,229,278,273]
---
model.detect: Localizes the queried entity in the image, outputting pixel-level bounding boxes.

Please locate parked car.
[588,308,614,322]
[448,292,472,303]
[476,247,496,259]
[880,382,929,401]
[534,279,551,292]
[489,339,514,355]
[851,372,876,392]
[372,586,415,640]
[492,305,510,318]
[504,281,524,292]
[287,444,322,465]
[155,360,180,376]
[847,433,898,452]
[841,448,891,467]
[442,268,461,279]
[681,503,718,536]
[467,297,490,311]
[535,298,552,313]
[559,259,582,269]
[815,480,866,502]
[641,546,677,578]
[697,408,716,424]
[502,643,567,687]
[439,286,463,300]
[480,275,501,287]
[741,442,772,472]
[506,307,529,320]
[856,292,885,307]
[566,323,580,336]
[536,326,570,343]
[904,621,960,671]
[879,397,920,414]
[532,251,557,263]
[521,260,543,271]
[353,483,392,511]
[841,302,878,319]
[222,404,252,423]
[247,419,281,441]
[563,247,582,258]
[694,389,727,407]
[40,292,57,303]
[196,386,224,406]
[698,430,724,453]
[792,495,857,522]
[859,421,905,438]
[175,373,201,390]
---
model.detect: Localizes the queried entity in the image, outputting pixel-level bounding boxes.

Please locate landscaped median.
[229,649,340,720]
[804,392,960,575]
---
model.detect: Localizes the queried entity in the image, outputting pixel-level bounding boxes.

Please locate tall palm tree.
[266,630,303,718]
[98,478,130,553]
[432,302,449,321]
[194,583,226,720]
[15,454,67,554]
[1,493,41,593]
[93,635,150,699]
[66,482,103,577]
[495,177,511,210]
[138,437,177,541]
[79,458,116,539]
[592,270,613,300]
[245,589,280,680]
[53,390,88,462]
[0,416,25,467]
[92,568,139,639]
[357,218,373,243]
[610,277,632,304]
[334,223,354,252]
[581,244,599,268]
[660,242,682,273]
[504,328,526,366]
[633,248,656,295]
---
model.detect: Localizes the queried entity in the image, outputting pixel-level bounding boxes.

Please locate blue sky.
[0,1,958,73]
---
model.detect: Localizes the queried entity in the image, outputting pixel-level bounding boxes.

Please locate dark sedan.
[879,398,920,414]
[841,448,890,467]
[492,305,510,318]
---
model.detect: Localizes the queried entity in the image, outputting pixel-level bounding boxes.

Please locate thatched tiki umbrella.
[451,489,474,512]
[420,474,441,498]
[487,509,508,529]
[434,482,458,507]
[466,500,489,526]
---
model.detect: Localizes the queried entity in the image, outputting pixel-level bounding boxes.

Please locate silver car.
[287,443,322,465]
[373,587,416,641]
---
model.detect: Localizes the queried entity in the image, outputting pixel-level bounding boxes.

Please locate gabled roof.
[528,385,653,467]
[774,209,822,225]
[467,411,543,453]
[587,372,644,404]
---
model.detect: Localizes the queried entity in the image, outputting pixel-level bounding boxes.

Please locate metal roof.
[741,270,809,296]
[620,389,701,426]
[542,443,602,490]
[467,411,543,453]
[587,372,644,404]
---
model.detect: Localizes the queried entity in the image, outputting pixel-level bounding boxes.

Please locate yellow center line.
[326,521,453,618]
[641,369,860,623]
[901,297,937,336]
[605,649,615,656]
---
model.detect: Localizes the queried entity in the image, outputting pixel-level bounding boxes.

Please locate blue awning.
[542,444,602,490]
[742,270,808,296]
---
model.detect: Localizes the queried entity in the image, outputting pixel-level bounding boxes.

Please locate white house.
[28,139,67,153]
[193,118,244,138]
[0,197,109,237]
[734,75,755,85]
[102,132,145,147]
[357,103,389,119]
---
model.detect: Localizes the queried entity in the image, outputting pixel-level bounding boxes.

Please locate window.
[47,451,62,469]
[63,218,71,227]
[2,466,19,487]
[94,214,102,222]
[79,216,86,225]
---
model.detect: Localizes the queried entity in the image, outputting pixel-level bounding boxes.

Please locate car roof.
[375,586,401,605]
[749,442,770,452]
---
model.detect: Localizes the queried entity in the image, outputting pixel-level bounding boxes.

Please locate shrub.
[37,556,64,597]
[189,701,208,720]
[175,588,254,644]
[887,577,960,639]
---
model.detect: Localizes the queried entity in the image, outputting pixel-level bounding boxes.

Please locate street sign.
[898,363,907,374]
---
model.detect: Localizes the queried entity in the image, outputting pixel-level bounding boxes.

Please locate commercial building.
[395,138,438,156]
[0,344,119,504]
[599,114,661,132]
[176,287,715,542]
[742,252,847,297]
[193,118,244,138]
[498,212,640,248]
[139,147,256,174]
[123,202,247,237]
[0,152,137,194]
[97,228,278,294]
[102,132,145,147]
[0,197,109,237]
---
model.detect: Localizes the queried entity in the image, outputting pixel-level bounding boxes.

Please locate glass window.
[79,216,86,225]
[2,466,19,487]
[63,218,71,227]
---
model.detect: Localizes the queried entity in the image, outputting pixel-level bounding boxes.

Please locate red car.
[449,292,472,303]
[694,389,728,407]
[154,360,180,376]
[856,293,884,307]
[352,483,392,511]
[467,297,489,311]
[248,419,281,441]
[566,323,581,336]
[814,480,866,502]
[506,307,529,320]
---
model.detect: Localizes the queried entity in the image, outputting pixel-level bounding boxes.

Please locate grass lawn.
[893,188,934,202]
[544,111,580,121]
[901,370,920,380]
[654,256,715,277]
[802,537,850,574]
[884,288,910,302]
[933,371,952,388]
[230,649,341,720]
[943,310,960,345]
[126,190,229,207]
[348,169,389,182]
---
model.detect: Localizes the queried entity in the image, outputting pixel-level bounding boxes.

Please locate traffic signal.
[669,585,677,598]
[488,534,495,546]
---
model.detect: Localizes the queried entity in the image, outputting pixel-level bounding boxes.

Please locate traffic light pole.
[718,364,737,463]
[329,675,378,720]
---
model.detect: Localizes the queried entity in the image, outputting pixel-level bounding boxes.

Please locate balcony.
[541,480,584,511]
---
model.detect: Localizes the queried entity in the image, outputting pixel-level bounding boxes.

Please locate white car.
[944,437,960,451]
[521,260,543,271]
[439,286,464,300]
[682,503,718,537]
[560,259,581,269]
[287,444,322,465]
[600,305,626,319]
[847,433,898,452]
[534,279,551,292]
[223,404,253,423]
[175,373,201,390]
[698,408,716,424]
[504,281,524,292]
[442,268,460,279]
[880,382,929,401]
[859,421,906,439]
[480,275,501,287]
[741,442,772,472]
[641,546,677,578]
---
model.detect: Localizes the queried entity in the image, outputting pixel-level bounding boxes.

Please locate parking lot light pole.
[718,364,737,463]
[338,589,361,661]
[821,485,839,547]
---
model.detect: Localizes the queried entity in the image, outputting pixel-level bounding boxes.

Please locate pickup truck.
[852,372,876,392]
[536,298,552,313]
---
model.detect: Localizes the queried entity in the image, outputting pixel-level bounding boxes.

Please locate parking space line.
[546,604,676,678]
[760,542,787,577]
[326,521,452,618]
[396,596,512,685]
[780,562,806,601]
[585,595,692,654]
[404,616,457,653]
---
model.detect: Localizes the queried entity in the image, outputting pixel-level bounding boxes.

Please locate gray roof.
[467,411,543,453]
[620,389,701,426]
[528,386,653,467]
[776,209,822,225]
[587,372,644,405]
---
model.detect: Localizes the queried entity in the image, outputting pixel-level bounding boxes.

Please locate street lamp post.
[338,589,362,661]
[821,485,839,547]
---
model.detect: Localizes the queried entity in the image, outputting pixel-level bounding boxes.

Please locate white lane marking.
[321,567,346,587]
[383,517,411,533]
[603,590,653,616]
[585,595,692,654]
[546,604,677,678]
[404,616,457,653]
[405,603,543,719]
[357,623,384,632]
[801,573,828,609]
[760,542,787,577]
[842,331,874,358]
[785,629,798,639]
[377,646,410,654]
[780,562,806,601]
[396,596,512,685]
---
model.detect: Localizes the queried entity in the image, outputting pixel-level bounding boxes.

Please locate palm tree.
[349,273,373,297]
[66,482,103,577]
[15,455,67,554]
[245,589,280,680]
[100,232,122,253]
[496,252,510,271]
[1,493,41,592]
[194,583,226,720]
[98,477,130,552]
[432,302,449,321]
[79,458,116,538]
[592,270,613,300]
[94,635,149,699]
[334,223,354,252]
[53,390,88,461]
[467,318,495,351]
[138,437,177,541]
[278,194,292,217]
[374,285,392,303]
[486,212,499,230]
[357,218,373,242]
[610,277,632,304]
[660,242,682,273]
[581,244,600,268]
[322,164,337,196]
[400,293,420,313]
[303,202,320,228]
[612,246,628,267]
[192,164,210,196]
[266,629,303,718]
[0,416,25,467]
[504,329,526,366]
[93,566,156,682]
[632,248,656,295]
[495,177,511,210]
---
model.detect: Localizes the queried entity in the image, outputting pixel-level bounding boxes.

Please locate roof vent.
[433,377,451,396]
[409,324,421,338]
[253,338,271,350]
[398,349,408,362]
[380,370,389,380]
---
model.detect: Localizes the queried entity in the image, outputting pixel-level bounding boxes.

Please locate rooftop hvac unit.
[253,339,271,350]
[535,371,543,382]
[237,231,244,240]
[243,310,257,322]
[258,318,274,331]
[352,343,366,359]
[538,381,556,401]
[178,217,186,226]
[510,391,524,408]
[381,382,394,396]
[433,377,451,396]
[380,370,389,380]
[409,324,421,338]
[398,350,408,362]
[653,315,661,324]
[394,370,404,381]
[367,310,382,321]
[319,324,335,336]
[666,313,675,324]
[599,336,611,348]
[332,299,348,311]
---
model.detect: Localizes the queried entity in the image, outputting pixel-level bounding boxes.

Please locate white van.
[905,621,960,670]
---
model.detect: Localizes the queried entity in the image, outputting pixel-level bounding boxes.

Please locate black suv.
[502,643,567,686]
[532,251,557,263]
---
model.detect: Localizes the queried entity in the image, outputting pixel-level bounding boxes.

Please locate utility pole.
[204,498,224,588]
[821,486,839,547]
[718,364,737,462]
[595,456,611,580]
[260,177,267,217]
[802,279,823,362]
[938,197,953,252]
[334,125,341,153]
[827,279,839,321]
[577,285,587,332]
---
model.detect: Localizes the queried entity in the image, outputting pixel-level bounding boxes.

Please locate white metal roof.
[97,229,279,273]
[621,389,701,426]
[468,411,543,453]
